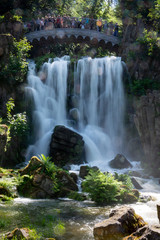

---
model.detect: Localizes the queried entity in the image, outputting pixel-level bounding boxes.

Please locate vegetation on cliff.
[0,37,31,85]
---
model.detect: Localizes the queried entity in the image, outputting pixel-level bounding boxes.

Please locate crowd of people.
[24,15,119,36]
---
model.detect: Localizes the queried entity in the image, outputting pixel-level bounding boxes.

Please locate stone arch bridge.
[25,28,120,57]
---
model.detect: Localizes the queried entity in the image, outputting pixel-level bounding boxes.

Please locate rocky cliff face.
[120,0,160,81]
[134,90,160,176]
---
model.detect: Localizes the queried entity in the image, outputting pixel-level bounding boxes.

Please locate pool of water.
[0,177,159,239]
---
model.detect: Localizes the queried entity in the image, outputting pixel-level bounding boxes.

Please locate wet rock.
[79,165,90,179]
[157,205,160,223]
[69,108,80,121]
[139,194,152,203]
[93,206,146,240]
[32,174,55,197]
[79,165,99,179]
[109,154,133,169]
[123,192,138,203]
[123,225,160,240]
[49,125,85,167]
[131,177,143,190]
[131,189,140,198]
[57,170,78,192]
[128,171,142,178]
[6,228,30,240]
[70,172,78,183]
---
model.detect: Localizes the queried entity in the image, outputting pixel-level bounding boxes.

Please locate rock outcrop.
[19,156,78,199]
[120,0,160,81]
[109,154,132,169]
[93,207,146,240]
[49,125,85,167]
[134,90,160,176]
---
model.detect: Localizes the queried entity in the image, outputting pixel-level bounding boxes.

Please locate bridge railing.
[24,17,118,37]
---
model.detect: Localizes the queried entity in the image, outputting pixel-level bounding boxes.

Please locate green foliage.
[114,172,133,189]
[34,53,56,71]
[6,98,15,121]
[148,0,160,31]
[0,37,32,84]
[82,169,121,204]
[35,43,114,71]
[16,174,33,197]
[5,98,29,150]
[137,29,160,57]
[82,169,136,205]
[0,219,7,228]
[9,112,28,138]
[68,191,85,201]
[54,222,65,236]
[38,154,59,193]
[28,228,42,240]
[0,15,4,22]
[130,78,160,96]
[12,15,22,22]
[0,176,18,200]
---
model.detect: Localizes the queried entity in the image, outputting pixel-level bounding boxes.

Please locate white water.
[26,56,125,169]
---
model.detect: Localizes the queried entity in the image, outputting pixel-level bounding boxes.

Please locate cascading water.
[26,56,125,169]
[25,56,69,160]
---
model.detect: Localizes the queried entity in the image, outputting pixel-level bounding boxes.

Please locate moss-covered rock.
[19,156,43,176]
[17,156,78,199]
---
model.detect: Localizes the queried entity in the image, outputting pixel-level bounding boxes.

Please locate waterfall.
[26,56,125,169]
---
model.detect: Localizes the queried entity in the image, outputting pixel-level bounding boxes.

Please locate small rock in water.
[109,154,133,169]
[131,177,143,189]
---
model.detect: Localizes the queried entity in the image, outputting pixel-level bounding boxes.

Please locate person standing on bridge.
[40,18,44,30]
[114,23,119,37]
[97,19,102,32]
[90,17,94,30]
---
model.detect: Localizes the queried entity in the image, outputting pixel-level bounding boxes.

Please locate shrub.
[114,172,133,189]
[68,191,86,201]
[82,170,137,205]
[82,170,121,204]
[130,78,160,96]
[5,98,29,150]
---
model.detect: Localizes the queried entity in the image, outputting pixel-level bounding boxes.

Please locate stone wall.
[0,21,23,40]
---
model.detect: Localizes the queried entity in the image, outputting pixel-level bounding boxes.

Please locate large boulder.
[93,207,146,240]
[123,225,160,240]
[109,154,133,169]
[49,125,85,167]
[18,156,78,199]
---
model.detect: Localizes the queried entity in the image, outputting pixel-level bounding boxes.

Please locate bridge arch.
[26,28,120,57]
